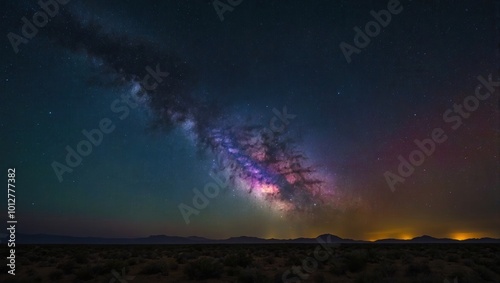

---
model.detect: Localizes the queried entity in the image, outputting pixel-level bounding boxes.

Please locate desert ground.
[1,244,499,283]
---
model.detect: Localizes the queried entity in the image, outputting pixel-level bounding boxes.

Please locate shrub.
[284,255,302,267]
[168,261,179,271]
[367,248,379,263]
[48,270,63,280]
[446,253,460,262]
[73,252,89,264]
[139,260,168,275]
[313,273,326,283]
[224,252,253,268]
[329,261,347,276]
[462,258,474,267]
[184,257,223,280]
[26,267,36,277]
[402,253,414,264]
[264,256,275,265]
[37,260,52,267]
[102,259,127,273]
[226,267,240,276]
[355,270,383,283]
[374,262,397,278]
[236,268,270,283]
[474,265,495,281]
[406,260,430,276]
[57,260,77,274]
[127,258,137,266]
[0,265,9,275]
[27,254,42,263]
[385,250,402,260]
[345,250,369,273]
[75,266,94,281]
[48,257,57,264]
[176,251,200,264]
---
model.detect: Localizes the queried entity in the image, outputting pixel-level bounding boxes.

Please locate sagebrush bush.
[57,259,77,274]
[224,252,253,267]
[48,270,63,280]
[236,268,270,283]
[406,260,430,276]
[345,250,369,273]
[184,257,223,280]
[139,260,169,275]
[75,265,94,281]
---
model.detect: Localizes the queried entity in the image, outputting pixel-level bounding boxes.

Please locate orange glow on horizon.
[450,232,482,240]
[364,229,415,241]
[399,234,413,240]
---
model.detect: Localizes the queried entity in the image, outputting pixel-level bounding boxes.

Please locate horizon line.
[13,232,500,242]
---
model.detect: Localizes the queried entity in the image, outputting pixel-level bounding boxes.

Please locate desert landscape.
[1,243,499,283]
[3,1,499,283]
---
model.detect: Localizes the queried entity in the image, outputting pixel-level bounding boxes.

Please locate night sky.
[1,0,498,241]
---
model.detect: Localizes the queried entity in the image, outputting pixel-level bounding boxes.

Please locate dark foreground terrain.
[1,244,499,283]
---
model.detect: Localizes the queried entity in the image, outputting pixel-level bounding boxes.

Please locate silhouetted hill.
[10,233,500,245]
[374,238,407,243]
[376,235,500,244]
[462,237,500,243]
[224,236,270,244]
[186,236,211,242]
[316,233,367,244]
[410,235,458,243]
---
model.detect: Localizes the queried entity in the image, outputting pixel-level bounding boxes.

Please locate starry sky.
[1,0,498,240]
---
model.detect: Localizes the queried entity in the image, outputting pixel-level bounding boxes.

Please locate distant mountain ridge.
[9,233,500,245]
